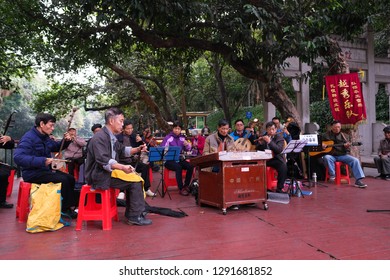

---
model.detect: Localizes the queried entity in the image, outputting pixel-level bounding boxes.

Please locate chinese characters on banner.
[325,73,367,125]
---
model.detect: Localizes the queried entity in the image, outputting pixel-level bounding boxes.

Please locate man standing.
[322,120,367,188]
[85,108,151,226]
[374,126,390,180]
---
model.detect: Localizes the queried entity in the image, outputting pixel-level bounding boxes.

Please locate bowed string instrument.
[51,108,78,171]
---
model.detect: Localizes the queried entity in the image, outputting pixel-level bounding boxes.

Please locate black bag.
[189,179,199,204]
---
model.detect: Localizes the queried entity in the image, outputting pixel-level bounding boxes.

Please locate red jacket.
[191,135,206,156]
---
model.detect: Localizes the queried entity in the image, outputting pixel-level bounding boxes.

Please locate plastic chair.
[266,167,278,191]
[76,185,119,230]
[6,169,16,197]
[163,168,188,192]
[16,181,32,223]
[325,161,351,185]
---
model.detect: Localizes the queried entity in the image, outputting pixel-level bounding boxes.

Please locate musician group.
[2,108,379,226]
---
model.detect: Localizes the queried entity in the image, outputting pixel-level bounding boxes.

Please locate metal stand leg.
[153,164,172,200]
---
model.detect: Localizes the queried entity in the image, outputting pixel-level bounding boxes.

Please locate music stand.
[282,139,307,197]
[149,146,181,199]
[300,134,328,188]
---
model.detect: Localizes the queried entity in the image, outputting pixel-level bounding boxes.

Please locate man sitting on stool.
[255,121,288,193]
[321,120,367,188]
[85,107,151,226]
[374,126,390,180]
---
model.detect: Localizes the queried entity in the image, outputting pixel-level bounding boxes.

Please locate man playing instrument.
[160,121,194,196]
[256,121,288,193]
[85,108,151,226]
[229,119,256,144]
[14,113,78,218]
[203,119,236,155]
[63,127,87,178]
[0,134,15,208]
[374,126,390,180]
[321,120,367,188]
[116,120,155,197]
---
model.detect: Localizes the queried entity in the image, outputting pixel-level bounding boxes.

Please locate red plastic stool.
[163,168,190,192]
[16,181,32,223]
[325,161,351,185]
[76,185,119,230]
[6,169,16,197]
[266,167,278,191]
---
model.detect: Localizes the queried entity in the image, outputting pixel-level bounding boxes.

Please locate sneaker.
[328,176,335,183]
[384,175,390,181]
[145,189,156,197]
[117,192,125,200]
[354,180,367,188]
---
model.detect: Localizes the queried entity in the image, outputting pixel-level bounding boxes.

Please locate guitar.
[309,140,362,157]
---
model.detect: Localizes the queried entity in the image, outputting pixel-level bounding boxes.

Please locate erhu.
[51,108,78,171]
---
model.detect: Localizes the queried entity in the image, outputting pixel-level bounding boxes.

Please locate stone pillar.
[263,102,276,123]
[359,29,376,156]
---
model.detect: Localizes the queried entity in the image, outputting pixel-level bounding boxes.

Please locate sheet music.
[282,139,308,154]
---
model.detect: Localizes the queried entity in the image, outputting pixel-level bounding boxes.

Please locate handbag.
[26,182,65,233]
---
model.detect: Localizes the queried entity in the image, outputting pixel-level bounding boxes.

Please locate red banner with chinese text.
[325,73,367,125]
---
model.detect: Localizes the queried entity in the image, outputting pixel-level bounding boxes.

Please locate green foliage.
[376,84,389,122]
[206,105,263,132]
[2,0,389,125]
[0,92,35,139]
[310,100,334,133]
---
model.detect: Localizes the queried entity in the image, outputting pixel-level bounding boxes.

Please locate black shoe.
[179,188,189,196]
[0,201,14,208]
[62,209,78,219]
[127,215,152,226]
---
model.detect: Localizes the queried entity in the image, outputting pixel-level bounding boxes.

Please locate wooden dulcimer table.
[190,151,272,214]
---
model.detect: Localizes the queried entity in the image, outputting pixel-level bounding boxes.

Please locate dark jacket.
[14,127,70,181]
[322,131,350,156]
[256,133,286,162]
[85,126,128,190]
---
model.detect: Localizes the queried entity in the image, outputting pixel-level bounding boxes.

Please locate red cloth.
[325,73,367,125]
[191,135,206,155]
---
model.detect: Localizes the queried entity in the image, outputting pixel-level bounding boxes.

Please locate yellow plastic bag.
[26,182,64,233]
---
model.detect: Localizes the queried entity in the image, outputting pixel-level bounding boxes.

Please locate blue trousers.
[323,154,365,180]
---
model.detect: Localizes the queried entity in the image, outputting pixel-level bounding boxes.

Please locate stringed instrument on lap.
[51,108,78,171]
[234,137,256,152]
[309,140,362,157]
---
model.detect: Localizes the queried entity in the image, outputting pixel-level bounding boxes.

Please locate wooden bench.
[361,161,376,171]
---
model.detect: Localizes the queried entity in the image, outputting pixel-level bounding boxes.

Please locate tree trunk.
[109,63,170,132]
[212,56,232,125]
[265,81,301,126]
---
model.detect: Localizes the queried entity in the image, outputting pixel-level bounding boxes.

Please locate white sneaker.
[117,192,125,200]
[145,189,156,197]
[328,176,335,183]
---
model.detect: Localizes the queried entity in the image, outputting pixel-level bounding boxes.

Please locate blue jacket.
[14,127,69,181]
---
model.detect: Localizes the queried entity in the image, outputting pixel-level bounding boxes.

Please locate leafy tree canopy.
[2,0,389,125]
